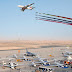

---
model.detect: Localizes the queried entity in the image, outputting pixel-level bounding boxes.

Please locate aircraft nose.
[34,64,36,67]
[12,67,14,69]
[44,62,46,65]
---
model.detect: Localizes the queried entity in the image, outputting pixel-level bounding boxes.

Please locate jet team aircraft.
[18,3,35,11]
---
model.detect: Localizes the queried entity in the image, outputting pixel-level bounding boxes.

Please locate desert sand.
[0,40,72,50]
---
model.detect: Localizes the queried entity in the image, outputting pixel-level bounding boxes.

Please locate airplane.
[65,51,72,55]
[8,49,36,57]
[18,3,35,11]
[54,62,68,68]
[11,54,18,59]
[18,56,31,61]
[34,55,50,66]
[29,61,41,67]
[51,59,68,68]
[7,54,31,61]
[62,50,72,57]
[62,52,69,57]
[24,48,36,56]
[0,60,22,69]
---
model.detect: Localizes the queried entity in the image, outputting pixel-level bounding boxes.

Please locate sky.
[0,0,72,40]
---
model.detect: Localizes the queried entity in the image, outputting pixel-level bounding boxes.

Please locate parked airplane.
[0,61,23,69]
[34,56,50,66]
[51,59,68,68]
[18,56,31,61]
[62,52,69,57]
[11,54,18,59]
[65,51,72,55]
[7,54,31,61]
[62,50,72,57]
[24,48,36,56]
[18,3,35,11]
[30,61,41,67]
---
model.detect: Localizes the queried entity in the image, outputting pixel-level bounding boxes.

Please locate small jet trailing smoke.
[36,12,72,25]
[36,12,72,20]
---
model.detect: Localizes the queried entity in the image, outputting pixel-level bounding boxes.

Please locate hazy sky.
[0,0,72,40]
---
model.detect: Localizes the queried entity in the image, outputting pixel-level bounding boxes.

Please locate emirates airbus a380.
[18,3,35,11]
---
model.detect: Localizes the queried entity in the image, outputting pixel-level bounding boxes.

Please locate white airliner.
[34,55,50,66]
[51,59,68,68]
[1,61,24,69]
[18,3,35,11]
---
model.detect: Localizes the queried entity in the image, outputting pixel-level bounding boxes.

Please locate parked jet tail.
[26,48,28,52]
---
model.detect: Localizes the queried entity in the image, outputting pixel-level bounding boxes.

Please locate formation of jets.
[18,3,35,11]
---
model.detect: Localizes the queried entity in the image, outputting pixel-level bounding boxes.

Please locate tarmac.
[0,46,72,72]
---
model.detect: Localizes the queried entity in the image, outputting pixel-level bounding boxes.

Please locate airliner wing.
[3,64,10,67]
[34,61,43,64]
